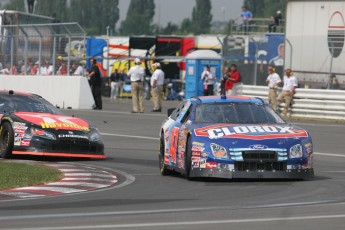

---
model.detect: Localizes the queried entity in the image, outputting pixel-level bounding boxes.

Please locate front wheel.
[159,134,171,175]
[0,122,14,158]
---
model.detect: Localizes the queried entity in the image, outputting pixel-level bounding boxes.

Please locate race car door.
[168,100,192,169]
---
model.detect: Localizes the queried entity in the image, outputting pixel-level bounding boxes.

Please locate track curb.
[0,161,118,200]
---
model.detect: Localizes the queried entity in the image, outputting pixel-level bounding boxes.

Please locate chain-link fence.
[0,22,86,75]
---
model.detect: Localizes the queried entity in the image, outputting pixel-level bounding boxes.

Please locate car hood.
[14,112,90,131]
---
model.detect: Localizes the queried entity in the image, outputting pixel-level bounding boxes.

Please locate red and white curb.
[0,162,118,200]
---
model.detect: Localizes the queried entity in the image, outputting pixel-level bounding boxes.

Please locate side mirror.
[167,108,175,117]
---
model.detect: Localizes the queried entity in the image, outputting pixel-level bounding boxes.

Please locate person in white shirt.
[150,62,165,112]
[39,61,54,76]
[277,69,298,116]
[265,65,281,110]
[72,62,84,76]
[201,65,216,96]
[127,58,145,113]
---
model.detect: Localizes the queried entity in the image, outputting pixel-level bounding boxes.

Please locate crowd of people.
[0,58,85,76]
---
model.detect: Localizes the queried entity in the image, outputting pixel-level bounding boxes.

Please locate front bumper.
[189,168,314,179]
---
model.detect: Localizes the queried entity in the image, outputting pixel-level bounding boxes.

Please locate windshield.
[194,103,285,124]
[0,94,63,114]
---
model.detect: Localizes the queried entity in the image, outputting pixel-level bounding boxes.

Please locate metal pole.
[10,33,14,76]
[253,37,258,85]
[285,38,293,69]
[327,43,334,89]
[33,26,43,75]
[52,36,57,75]
[106,36,110,76]
[19,27,28,74]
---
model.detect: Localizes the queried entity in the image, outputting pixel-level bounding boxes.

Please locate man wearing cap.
[150,62,164,112]
[266,65,281,111]
[127,58,145,113]
[277,69,298,116]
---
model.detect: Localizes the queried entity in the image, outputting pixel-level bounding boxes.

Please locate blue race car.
[159,96,314,180]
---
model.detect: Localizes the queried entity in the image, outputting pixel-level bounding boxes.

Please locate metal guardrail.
[234,85,345,120]
[229,18,285,36]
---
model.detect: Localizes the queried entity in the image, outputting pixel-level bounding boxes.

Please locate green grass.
[0,162,64,190]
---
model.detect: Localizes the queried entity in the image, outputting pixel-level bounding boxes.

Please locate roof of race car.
[195,96,266,104]
[0,90,36,97]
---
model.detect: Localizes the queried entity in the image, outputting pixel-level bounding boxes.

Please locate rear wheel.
[0,122,14,158]
[185,136,192,180]
[159,133,171,175]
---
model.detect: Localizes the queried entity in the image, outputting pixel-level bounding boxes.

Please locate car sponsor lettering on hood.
[194,124,308,140]
[14,112,90,131]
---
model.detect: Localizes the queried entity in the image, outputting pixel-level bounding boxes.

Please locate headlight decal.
[210,143,228,159]
[289,144,303,158]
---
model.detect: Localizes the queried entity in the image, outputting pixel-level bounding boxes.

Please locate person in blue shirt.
[240,6,253,34]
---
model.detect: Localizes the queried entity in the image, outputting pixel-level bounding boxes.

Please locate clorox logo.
[194,125,308,140]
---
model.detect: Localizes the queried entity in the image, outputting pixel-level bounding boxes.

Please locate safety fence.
[0,23,86,76]
[234,84,345,120]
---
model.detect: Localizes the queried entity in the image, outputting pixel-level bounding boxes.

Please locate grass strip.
[0,162,64,190]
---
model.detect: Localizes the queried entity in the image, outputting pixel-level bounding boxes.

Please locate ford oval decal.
[249,144,268,150]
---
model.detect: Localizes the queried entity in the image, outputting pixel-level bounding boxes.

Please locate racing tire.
[0,122,14,159]
[159,134,171,175]
[185,136,193,180]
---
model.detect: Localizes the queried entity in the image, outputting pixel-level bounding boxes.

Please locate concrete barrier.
[0,75,94,109]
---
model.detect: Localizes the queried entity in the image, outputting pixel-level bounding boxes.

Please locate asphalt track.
[1,98,345,230]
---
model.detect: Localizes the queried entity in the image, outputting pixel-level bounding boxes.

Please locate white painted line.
[60,178,114,182]
[63,173,114,178]
[314,152,345,158]
[321,171,345,173]
[101,132,159,140]
[6,214,345,230]
[292,122,345,128]
[48,182,110,188]
[14,187,85,193]
[0,192,44,198]
[57,169,87,172]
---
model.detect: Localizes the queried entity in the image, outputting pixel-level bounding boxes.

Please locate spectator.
[266,65,281,111]
[220,66,229,95]
[30,61,39,75]
[127,58,145,113]
[329,74,340,89]
[201,65,215,96]
[0,63,17,75]
[87,58,102,110]
[56,61,68,75]
[150,62,165,112]
[239,6,253,34]
[109,69,123,101]
[40,60,54,75]
[225,64,241,96]
[269,10,282,33]
[72,62,84,76]
[277,69,298,116]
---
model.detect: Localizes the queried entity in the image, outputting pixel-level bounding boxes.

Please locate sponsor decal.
[22,134,33,140]
[14,137,22,146]
[14,112,90,131]
[192,141,205,147]
[58,134,88,139]
[13,122,26,126]
[206,162,217,169]
[191,146,205,152]
[192,161,200,168]
[200,158,207,168]
[164,155,170,164]
[201,152,208,158]
[192,151,201,156]
[20,140,30,147]
[249,144,268,150]
[195,125,308,140]
[191,156,200,162]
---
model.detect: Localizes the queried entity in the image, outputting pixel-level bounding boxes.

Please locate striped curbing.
[0,162,118,200]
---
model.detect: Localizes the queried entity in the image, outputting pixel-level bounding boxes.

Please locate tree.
[191,0,212,35]
[120,0,155,35]
[160,22,179,35]
[2,0,26,11]
[179,18,194,35]
[243,0,286,18]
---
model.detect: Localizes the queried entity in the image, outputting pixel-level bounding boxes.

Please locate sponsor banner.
[194,124,308,140]
[206,162,217,169]
[20,140,30,147]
